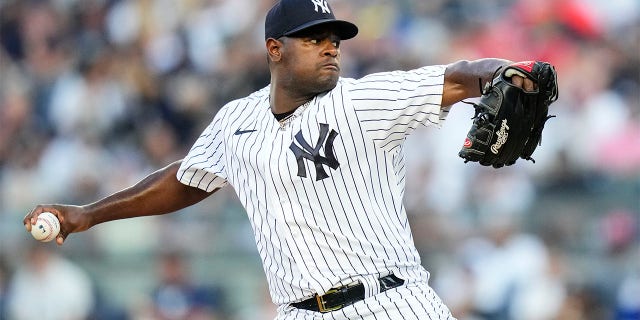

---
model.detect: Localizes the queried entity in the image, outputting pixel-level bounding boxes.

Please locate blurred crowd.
[0,0,638,319]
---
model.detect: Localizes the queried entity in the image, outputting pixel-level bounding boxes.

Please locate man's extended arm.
[442,58,534,107]
[24,160,217,245]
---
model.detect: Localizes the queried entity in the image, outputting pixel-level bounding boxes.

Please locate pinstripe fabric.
[178,65,452,317]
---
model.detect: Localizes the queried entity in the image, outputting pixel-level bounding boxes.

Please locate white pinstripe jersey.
[178,65,449,305]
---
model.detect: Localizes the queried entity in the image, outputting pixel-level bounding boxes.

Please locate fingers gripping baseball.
[24,205,87,245]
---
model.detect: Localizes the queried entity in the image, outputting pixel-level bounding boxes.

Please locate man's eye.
[307,38,339,47]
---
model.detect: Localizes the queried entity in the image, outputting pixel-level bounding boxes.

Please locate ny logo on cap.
[310,0,331,14]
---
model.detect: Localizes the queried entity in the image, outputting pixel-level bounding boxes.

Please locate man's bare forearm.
[442,58,511,106]
[84,160,215,227]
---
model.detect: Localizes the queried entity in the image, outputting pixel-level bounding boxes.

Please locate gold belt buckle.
[316,288,343,313]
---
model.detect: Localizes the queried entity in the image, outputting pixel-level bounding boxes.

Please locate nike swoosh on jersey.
[234,129,257,135]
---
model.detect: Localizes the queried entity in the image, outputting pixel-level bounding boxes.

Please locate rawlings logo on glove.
[458,61,559,168]
[490,119,509,155]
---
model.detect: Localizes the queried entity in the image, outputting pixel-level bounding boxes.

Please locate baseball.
[30,212,61,242]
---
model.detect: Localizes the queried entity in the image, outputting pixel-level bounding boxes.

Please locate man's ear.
[266,38,283,62]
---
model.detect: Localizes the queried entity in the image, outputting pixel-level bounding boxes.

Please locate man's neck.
[269,86,315,115]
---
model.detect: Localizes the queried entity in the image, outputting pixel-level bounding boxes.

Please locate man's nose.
[324,45,338,57]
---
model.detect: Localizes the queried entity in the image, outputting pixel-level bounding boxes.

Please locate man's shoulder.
[346,65,447,82]
[331,77,358,96]
[246,85,270,101]
[235,85,270,103]
[221,85,270,111]
[337,76,357,86]
[336,72,404,91]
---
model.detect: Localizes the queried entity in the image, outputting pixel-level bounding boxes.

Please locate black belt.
[291,274,404,313]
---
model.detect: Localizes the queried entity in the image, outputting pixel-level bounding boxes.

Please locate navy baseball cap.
[265,0,358,40]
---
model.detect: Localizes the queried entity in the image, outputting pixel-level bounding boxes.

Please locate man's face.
[278,26,342,95]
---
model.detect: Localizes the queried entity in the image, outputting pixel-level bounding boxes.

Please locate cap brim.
[283,19,358,40]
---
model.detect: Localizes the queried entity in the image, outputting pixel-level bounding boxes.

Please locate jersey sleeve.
[177,114,228,192]
[349,65,449,152]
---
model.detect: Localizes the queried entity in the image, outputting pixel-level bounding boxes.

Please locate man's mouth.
[322,62,340,71]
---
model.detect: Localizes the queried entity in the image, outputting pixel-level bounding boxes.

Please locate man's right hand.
[24,205,91,245]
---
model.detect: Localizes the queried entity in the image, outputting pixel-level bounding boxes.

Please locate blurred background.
[0,0,638,319]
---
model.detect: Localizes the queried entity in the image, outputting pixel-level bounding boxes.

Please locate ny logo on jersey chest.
[289,123,339,181]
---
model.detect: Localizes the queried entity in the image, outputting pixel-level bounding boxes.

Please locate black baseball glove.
[458,61,559,168]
